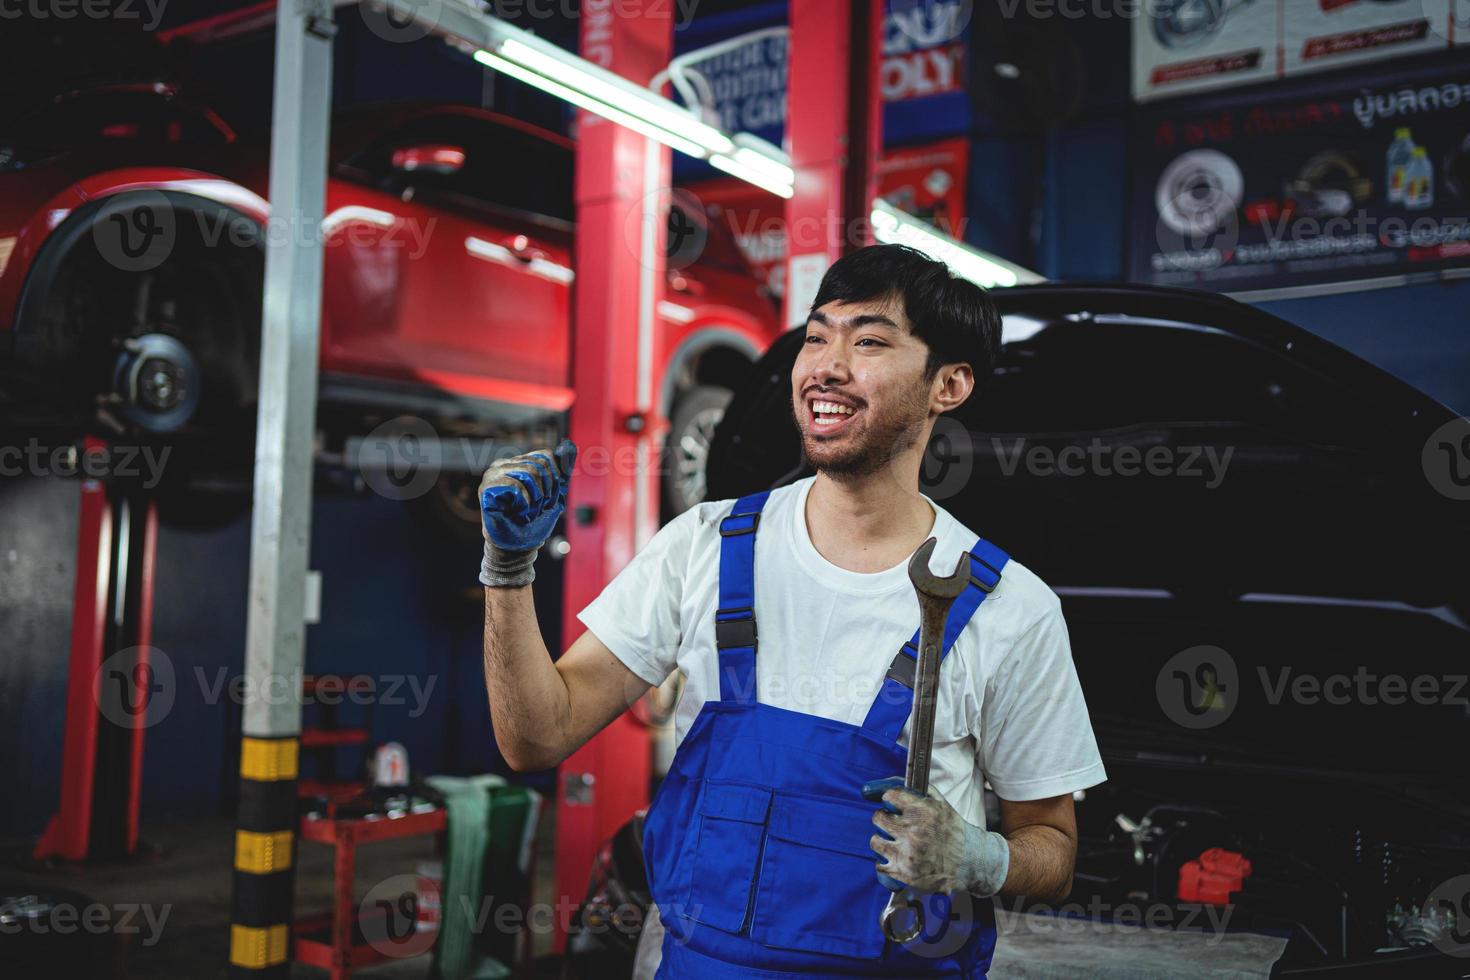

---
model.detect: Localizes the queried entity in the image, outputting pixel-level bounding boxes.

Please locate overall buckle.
[719,512,760,537]
[968,551,1003,593]
[715,607,758,650]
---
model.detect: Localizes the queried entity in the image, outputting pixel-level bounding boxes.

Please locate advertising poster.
[1134,0,1462,102]
[687,139,971,298]
[1129,60,1470,292]
[1132,0,1280,102]
[1282,0,1447,76]
[669,0,972,182]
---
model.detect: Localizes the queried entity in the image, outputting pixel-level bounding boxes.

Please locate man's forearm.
[996,823,1076,903]
[483,584,573,771]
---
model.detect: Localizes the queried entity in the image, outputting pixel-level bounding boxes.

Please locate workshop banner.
[1133,0,1464,102]
[688,139,971,298]
[1128,60,1470,292]
[670,0,972,181]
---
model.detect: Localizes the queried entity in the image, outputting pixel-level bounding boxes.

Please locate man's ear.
[932,362,974,415]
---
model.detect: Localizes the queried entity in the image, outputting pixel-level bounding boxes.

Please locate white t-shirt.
[577,476,1106,829]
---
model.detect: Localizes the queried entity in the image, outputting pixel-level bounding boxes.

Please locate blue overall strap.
[861,538,1010,744]
[715,490,771,704]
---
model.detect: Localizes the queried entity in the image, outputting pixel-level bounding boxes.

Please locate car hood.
[706,283,1470,611]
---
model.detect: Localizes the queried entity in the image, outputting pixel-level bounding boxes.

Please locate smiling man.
[478,244,1105,978]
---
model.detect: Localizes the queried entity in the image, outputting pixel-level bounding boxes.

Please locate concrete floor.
[2,811,561,980]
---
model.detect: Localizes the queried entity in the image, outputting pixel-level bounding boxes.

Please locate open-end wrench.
[879,537,972,944]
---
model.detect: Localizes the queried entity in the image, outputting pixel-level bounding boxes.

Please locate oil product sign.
[1129,59,1470,294]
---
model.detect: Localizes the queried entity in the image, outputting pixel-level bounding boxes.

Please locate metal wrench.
[879,537,971,944]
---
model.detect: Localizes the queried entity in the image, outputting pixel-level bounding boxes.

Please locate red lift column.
[556,1,673,949]
[783,0,884,327]
[36,439,160,864]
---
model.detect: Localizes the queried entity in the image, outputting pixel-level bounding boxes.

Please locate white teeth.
[812,401,854,416]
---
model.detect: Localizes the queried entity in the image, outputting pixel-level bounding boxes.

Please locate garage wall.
[2,488,553,839]
[1031,48,1470,416]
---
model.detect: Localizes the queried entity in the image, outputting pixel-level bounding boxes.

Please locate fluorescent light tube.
[473,49,707,159]
[871,200,1040,289]
[709,153,794,198]
[497,37,734,156]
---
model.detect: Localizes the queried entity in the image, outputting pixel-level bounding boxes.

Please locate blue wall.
[3,487,555,838]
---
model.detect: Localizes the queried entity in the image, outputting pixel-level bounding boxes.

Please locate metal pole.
[228,2,335,976]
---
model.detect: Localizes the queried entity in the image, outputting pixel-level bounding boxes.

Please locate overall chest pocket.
[682,781,773,934]
[749,794,890,960]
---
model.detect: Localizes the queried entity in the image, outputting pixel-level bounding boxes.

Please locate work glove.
[863,776,1010,898]
[478,439,577,588]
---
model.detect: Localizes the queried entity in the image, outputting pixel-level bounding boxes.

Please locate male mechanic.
[478,244,1105,977]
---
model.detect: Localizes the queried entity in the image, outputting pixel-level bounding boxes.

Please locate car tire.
[663,385,732,517]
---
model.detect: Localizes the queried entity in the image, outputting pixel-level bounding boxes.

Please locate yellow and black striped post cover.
[228,735,298,978]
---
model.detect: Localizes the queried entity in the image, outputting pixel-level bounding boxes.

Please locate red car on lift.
[0,82,781,521]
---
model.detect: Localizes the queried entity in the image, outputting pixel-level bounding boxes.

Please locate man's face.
[791,295,935,478]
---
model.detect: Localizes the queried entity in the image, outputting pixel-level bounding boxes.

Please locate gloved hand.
[478,439,577,588]
[863,776,1010,897]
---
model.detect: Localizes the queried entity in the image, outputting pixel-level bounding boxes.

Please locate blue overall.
[643,490,1011,978]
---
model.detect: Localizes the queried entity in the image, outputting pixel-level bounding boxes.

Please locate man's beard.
[793,378,931,479]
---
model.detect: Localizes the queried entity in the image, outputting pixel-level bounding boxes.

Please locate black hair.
[808,244,1001,384]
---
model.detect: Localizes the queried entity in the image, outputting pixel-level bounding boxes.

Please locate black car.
[693,283,1470,976]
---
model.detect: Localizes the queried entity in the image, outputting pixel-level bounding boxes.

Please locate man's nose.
[808,341,851,385]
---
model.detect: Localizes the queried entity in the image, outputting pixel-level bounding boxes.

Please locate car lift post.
[227,2,335,977]
[553,1,674,951]
[783,0,884,327]
[34,441,160,865]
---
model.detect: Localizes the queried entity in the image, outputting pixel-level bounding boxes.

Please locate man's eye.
[804,334,824,344]
[856,338,885,347]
